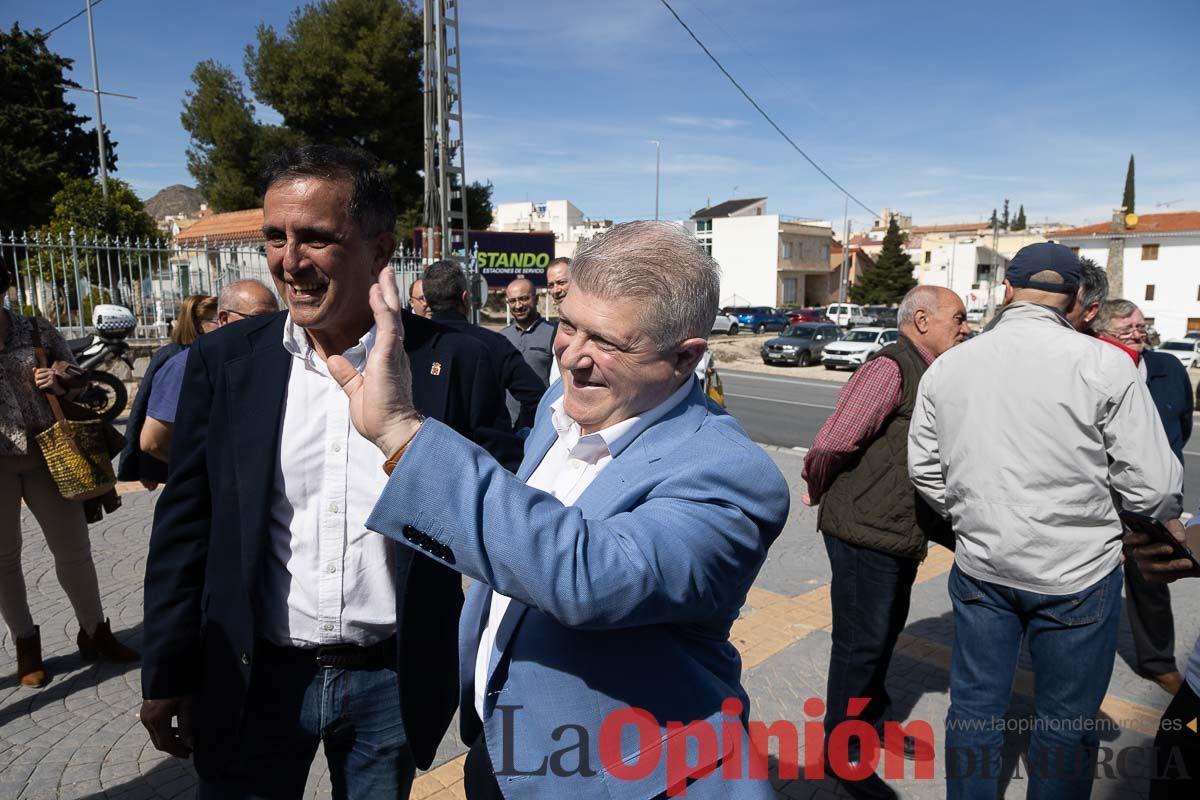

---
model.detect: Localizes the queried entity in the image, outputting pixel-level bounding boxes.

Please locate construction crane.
[422,0,470,264]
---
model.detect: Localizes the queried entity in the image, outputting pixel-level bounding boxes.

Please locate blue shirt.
[146,349,190,424]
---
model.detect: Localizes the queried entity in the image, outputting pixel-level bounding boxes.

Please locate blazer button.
[240,652,250,666]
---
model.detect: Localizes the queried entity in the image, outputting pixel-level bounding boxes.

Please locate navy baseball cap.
[1006,242,1080,294]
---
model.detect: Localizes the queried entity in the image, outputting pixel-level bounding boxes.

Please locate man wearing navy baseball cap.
[908,242,1183,798]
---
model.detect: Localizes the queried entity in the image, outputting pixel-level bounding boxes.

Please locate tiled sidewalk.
[2,450,1195,799]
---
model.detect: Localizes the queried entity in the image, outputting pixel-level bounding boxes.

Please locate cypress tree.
[1001,199,1010,231]
[1012,205,1027,231]
[849,215,917,304]
[1122,155,1135,213]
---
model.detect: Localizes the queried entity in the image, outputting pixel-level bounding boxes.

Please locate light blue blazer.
[366,380,789,799]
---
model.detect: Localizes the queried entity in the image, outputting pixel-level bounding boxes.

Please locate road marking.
[725,392,835,411]
[721,370,846,391]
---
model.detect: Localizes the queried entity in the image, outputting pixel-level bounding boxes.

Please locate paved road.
[721,368,1200,512]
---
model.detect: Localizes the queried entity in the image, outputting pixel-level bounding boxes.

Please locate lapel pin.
[430,362,442,376]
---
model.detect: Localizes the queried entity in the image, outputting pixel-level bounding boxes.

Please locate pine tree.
[1001,199,1010,231]
[989,208,998,228]
[849,215,917,304]
[1122,155,1135,214]
[1012,204,1027,231]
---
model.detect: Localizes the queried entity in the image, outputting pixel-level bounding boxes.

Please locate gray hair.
[570,221,720,351]
[1078,257,1108,316]
[218,279,277,311]
[1094,299,1141,333]
[897,285,944,327]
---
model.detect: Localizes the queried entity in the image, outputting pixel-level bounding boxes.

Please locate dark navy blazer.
[141,310,520,777]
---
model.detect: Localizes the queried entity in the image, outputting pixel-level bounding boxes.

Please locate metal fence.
[1,230,426,340]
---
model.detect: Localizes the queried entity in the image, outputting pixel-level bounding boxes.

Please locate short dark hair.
[259,144,396,236]
[0,253,10,295]
[422,260,469,312]
[1078,256,1108,315]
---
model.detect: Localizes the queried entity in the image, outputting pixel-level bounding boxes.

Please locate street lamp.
[648,140,661,220]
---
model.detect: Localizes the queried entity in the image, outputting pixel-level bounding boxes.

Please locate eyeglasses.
[1105,325,1148,339]
[224,309,270,320]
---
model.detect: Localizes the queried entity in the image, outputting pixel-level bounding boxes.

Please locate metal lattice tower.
[423,0,469,263]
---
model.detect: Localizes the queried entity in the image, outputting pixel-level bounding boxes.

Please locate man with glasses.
[141,280,280,463]
[1094,298,1193,695]
[499,278,554,386]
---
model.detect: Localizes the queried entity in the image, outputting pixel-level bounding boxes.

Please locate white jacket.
[907,302,1183,595]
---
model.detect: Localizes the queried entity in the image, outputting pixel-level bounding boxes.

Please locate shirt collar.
[548,376,696,464]
[514,315,546,334]
[281,313,375,374]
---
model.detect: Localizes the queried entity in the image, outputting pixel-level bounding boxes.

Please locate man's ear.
[217,310,230,326]
[913,309,931,334]
[674,338,708,375]
[1002,280,1015,305]
[372,231,397,274]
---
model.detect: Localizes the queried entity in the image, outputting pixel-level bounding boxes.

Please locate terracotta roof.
[1048,211,1200,238]
[691,198,767,220]
[175,208,265,246]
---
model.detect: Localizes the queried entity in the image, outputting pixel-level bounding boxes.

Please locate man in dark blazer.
[139,145,517,798]
[1094,298,1193,696]
[422,259,546,430]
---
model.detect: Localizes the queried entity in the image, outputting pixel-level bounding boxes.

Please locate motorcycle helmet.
[92,304,138,337]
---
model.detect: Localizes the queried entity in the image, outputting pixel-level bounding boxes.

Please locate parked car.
[863,305,898,327]
[1185,331,1200,340]
[1156,339,1198,369]
[966,308,986,323]
[711,312,740,336]
[727,306,790,334]
[821,327,899,370]
[760,323,842,367]
[825,303,874,328]
[785,307,831,324]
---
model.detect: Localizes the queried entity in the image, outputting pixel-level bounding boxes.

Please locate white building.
[1050,211,1200,340]
[491,200,613,260]
[913,234,1009,313]
[688,198,832,307]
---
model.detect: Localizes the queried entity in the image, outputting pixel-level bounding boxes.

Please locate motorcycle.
[64,304,138,423]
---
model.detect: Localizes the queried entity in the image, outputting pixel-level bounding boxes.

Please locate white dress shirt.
[260,316,396,647]
[474,377,696,718]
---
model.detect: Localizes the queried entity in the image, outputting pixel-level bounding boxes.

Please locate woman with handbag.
[0,257,138,689]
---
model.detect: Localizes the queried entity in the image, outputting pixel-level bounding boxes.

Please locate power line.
[45,0,107,38]
[658,0,878,219]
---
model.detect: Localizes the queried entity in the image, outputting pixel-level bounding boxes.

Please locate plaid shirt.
[802,341,935,502]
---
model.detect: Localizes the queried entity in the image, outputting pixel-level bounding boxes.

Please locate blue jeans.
[945,564,1122,800]
[198,648,414,800]
[823,534,920,758]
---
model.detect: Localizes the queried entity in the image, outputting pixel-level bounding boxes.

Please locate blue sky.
[8,0,1199,232]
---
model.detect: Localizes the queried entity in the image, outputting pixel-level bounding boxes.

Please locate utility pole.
[423,0,469,262]
[84,0,109,197]
[985,218,1000,319]
[649,140,661,220]
[838,193,849,303]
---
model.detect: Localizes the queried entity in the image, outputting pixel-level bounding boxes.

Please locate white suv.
[825,303,874,328]
[821,327,899,370]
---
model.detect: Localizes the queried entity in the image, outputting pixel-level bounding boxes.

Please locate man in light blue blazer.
[330,221,790,799]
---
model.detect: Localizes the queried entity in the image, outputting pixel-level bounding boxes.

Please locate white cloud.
[661,115,747,131]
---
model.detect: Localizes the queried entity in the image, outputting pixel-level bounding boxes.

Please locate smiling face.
[263,176,390,346]
[554,287,705,434]
[505,278,538,326]
[546,263,570,305]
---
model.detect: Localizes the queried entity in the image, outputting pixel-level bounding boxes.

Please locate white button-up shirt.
[473,377,695,718]
[260,316,396,647]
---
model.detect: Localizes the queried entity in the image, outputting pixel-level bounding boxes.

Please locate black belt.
[257,635,397,670]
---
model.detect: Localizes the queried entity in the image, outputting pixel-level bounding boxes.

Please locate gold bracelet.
[382,418,425,475]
